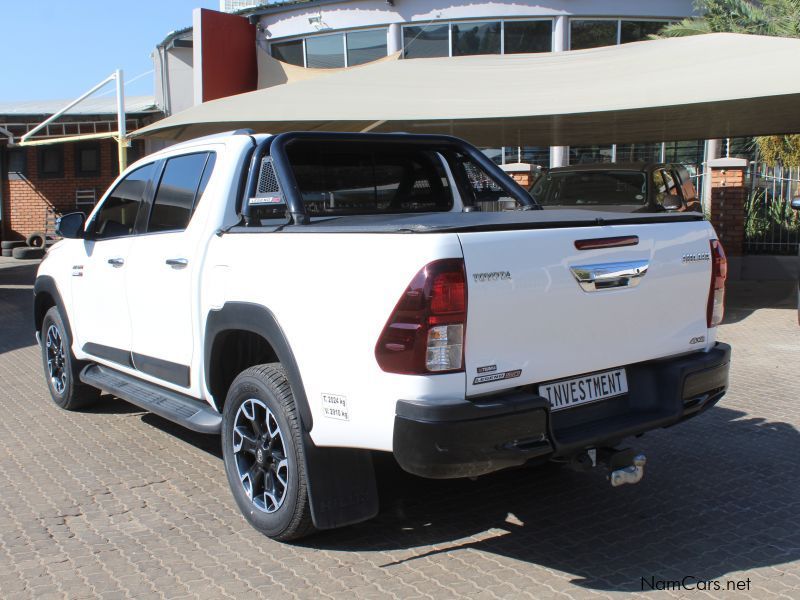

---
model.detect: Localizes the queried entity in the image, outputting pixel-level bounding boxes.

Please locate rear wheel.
[222,364,315,541]
[40,307,99,410]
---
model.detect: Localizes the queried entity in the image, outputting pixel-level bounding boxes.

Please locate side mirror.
[56,212,86,239]
[662,195,683,211]
[791,197,800,211]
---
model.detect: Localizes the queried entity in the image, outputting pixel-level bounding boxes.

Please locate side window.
[662,169,681,198]
[92,163,156,240]
[652,169,667,204]
[675,165,699,204]
[148,152,216,233]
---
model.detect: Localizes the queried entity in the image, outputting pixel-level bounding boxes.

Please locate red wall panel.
[199,9,257,102]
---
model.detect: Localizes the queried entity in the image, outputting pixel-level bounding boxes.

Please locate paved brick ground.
[1,258,798,599]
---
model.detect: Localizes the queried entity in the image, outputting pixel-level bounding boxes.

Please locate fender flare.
[33,275,71,340]
[204,302,314,430]
[204,301,379,530]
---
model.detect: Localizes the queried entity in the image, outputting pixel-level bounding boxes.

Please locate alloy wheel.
[232,398,289,513]
[45,324,67,395]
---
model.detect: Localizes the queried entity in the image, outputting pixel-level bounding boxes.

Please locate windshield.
[531,171,647,206]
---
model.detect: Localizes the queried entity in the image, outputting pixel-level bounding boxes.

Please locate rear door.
[125,151,216,391]
[459,220,713,396]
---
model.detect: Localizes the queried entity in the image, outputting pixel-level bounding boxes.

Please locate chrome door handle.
[107,258,124,268]
[570,260,649,292]
[166,258,189,269]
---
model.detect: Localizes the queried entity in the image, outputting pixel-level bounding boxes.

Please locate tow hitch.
[610,454,647,487]
[569,447,647,487]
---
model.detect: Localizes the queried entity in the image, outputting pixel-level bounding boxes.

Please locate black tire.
[26,231,46,248]
[1,240,25,250]
[12,246,45,259]
[222,364,315,541]
[1,249,12,258]
[40,306,100,410]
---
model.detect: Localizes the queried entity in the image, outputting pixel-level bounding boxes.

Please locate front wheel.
[40,306,99,410]
[221,364,315,541]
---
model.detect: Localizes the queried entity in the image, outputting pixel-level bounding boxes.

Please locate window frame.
[144,151,217,235]
[37,145,64,179]
[75,141,101,178]
[87,162,157,240]
[269,26,388,69]
[568,17,674,49]
[6,147,28,180]
[402,17,555,58]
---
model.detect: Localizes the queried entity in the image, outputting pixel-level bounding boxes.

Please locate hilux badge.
[682,253,710,263]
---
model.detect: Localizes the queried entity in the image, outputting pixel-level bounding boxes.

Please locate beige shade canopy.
[134,33,800,146]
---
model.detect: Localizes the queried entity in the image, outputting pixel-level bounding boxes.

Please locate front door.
[126,151,216,391]
[71,162,156,366]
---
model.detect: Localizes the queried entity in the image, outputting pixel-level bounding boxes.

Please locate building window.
[504,20,553,54]
[452,21,501,56]
[620,20,669,44]
[6,148,27,180]
[346,30,387,66]
[403,24,449,59]
[38,145,64,178]
[75,142,100,177]
[271,39,304,66]
[615,142,662,163]
[570,20,618,49]
[306,33,345,68]
[569,144,614,164]
[504,146,551,167]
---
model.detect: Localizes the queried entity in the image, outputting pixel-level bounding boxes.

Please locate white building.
[155,0,731,169]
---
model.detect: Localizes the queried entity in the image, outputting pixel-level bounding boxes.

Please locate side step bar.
[80,364,222,434]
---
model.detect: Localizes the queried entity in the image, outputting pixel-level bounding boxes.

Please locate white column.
[702,139,723,211]
[550,15,569,167]
[387,23,402,55]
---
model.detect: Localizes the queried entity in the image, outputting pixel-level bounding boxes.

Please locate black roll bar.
[246,131,540,226]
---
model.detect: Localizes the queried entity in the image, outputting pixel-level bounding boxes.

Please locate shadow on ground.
[131,401,799,592]
[723,280,797,324]
[0,264,40,355]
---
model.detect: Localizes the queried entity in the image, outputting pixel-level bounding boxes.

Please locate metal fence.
[744,163,800,255]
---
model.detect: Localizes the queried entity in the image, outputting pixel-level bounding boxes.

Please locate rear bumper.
[393,342,731,478]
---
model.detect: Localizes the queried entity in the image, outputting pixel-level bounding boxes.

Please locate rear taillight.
[707,239,727,328]
[375,258,467,374]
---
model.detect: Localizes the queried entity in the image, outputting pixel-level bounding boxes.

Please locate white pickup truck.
[34,131,731,541]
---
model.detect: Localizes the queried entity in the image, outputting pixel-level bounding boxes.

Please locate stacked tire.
[1,240,24,258]
[1,238,46,259]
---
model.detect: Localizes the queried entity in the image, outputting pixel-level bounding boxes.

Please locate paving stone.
[1,262,797,599]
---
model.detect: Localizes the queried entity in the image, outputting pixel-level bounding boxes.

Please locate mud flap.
[302,431,379,530]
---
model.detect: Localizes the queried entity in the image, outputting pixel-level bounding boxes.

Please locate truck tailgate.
[459,221,714,397]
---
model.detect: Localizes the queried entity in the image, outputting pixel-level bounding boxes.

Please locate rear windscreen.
[286,143,453,216]
[532,171,647,206]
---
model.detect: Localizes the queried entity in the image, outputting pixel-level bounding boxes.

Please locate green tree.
[657,0,800,165]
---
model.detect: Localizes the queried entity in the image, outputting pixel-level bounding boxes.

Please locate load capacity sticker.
[321,393,349,420]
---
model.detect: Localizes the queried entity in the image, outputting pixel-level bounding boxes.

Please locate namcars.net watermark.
[642,576,751,592]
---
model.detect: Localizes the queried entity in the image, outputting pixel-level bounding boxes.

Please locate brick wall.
[708,166,746,257]
[1,140,120,241]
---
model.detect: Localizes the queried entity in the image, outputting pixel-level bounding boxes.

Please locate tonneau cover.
[235,210,704,234]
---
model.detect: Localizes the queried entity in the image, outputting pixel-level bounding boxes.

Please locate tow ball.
[610,454,647,487]
[570,447,647,487]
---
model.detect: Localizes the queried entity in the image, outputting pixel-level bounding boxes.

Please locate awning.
[133,33,800,146]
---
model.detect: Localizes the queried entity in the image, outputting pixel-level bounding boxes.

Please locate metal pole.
[20,73,116,144]
[115,69,127,173]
